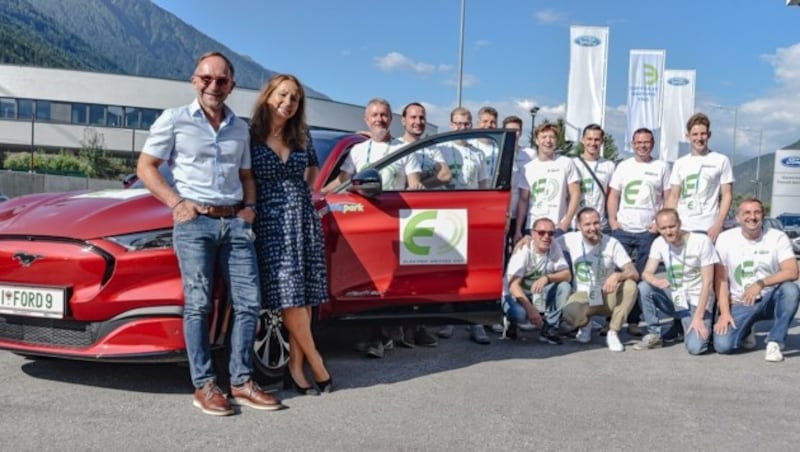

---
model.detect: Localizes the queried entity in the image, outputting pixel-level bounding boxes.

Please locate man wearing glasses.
[137,52,283,415]
[504,218,572,343]
[560,207,639,351]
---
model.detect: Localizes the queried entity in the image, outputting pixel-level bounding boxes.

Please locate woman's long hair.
[250,74,308,150]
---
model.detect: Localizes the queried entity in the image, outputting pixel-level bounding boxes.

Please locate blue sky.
[154,0,800,162]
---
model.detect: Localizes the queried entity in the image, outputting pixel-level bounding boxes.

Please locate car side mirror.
[349,169,382,197]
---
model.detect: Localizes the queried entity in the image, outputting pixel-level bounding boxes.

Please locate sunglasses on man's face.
[534,230,555,237]
[194,74,231,88]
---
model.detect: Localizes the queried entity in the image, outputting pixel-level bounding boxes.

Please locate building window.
[71,103,88,124]
[125,107,140,129]
[18,99,34,120]
[107,106,124,127]
[140,109,160,130]
[89,104,106,126]
[0,98,16,119]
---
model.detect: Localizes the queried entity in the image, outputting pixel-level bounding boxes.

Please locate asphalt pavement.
[2,317,800,452]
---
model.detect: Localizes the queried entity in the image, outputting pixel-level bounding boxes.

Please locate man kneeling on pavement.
[504,218,572,344]
[633,208,717,354]
[560,207,640,351]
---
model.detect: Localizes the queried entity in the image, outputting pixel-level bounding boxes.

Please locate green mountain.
[732,153,774,202]
[1,0,327,98]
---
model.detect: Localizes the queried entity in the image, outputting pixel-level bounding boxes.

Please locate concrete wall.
[0,171,120,199]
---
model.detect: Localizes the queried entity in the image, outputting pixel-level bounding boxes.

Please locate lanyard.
[365,140,390,166]
[586,159,600,192]
[667,234,689,288]
[528,246,551,277]
[580,238,604,289]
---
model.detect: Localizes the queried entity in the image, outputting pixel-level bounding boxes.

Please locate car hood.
[0,189,171,240]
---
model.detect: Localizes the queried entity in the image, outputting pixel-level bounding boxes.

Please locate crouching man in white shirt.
[713,198,799,362]
[633,209,718,354]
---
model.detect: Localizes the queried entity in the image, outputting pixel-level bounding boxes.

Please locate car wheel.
[252,308,290,381]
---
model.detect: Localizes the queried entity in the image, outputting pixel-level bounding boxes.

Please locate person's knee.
[713,336,735,354]
[685,337,708,355]
[502,296,527,323]
[777,282,800,304]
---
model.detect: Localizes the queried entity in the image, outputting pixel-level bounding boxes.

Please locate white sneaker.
[742,329,756,350]
[575,324,592,343]
[765,341,784,362]
[606,330,624,352]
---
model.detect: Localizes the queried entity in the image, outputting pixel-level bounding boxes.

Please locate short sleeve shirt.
[341,138,421,190]
[609,158,671,232]
[518,156,580,229]
[648,232,719,308]
[559,232,632,293]
[668,151,734,231]
[506,240,568,292]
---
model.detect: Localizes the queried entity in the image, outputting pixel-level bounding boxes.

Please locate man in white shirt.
[435,107,490,190]
[633,209,717,354]
[560,207,639,351]
[323,98,423,193]
[472,106,500,175]
[665,112,734,242]
[403,102,452,189]
[503,115,537,256]
[571,124,615,230]
[515,123,581,242]
[504,218,572,344]
[713,198,799,362]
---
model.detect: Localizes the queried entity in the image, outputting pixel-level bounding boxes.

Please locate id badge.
[589,288,603,307]
[673,290,690,310]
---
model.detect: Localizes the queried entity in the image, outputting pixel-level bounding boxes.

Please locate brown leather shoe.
[230,380,285,411]
[193,380,233,416]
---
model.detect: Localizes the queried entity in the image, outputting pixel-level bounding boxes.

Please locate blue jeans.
[173,215,261,388]
[502,281,571,328]
[610,229,658,275]
[637,281,711,355]
[713,282,800,353]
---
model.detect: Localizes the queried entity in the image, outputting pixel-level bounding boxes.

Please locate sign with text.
[770,148,800,216]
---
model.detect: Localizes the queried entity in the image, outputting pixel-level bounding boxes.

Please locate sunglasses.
[194,74,231,88]
[534,230,555,237]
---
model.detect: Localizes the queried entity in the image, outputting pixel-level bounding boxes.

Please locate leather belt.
[202,203,242,218]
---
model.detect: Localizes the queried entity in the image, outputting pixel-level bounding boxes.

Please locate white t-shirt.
[471,139,499,176]
[648,232,719,309]
[417,145,447,187]
[341,138,421,190]
[436,142,488,189]
[668,151,734,231]
[506,240,569,292]
[609,158,671,232]
[716,227,795,304]
[518,156,580,230]
[571,156,615,229]
[559,232,632,305]
[510,147,537,218]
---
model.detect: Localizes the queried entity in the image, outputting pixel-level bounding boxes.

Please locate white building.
[0,64,413,156]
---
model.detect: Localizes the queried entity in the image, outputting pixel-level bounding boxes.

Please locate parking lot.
[2,317,800,451]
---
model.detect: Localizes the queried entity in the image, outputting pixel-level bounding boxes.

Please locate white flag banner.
[660,69,696,162]
[565,26,609,143]
[626,49,666,155]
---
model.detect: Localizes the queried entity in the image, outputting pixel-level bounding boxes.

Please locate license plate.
[0,284,66,319]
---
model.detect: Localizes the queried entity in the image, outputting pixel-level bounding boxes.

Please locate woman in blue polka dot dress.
[249,74,331,395]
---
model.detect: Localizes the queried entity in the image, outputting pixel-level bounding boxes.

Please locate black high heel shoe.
[315,377,333,394]
[284,372,320,396]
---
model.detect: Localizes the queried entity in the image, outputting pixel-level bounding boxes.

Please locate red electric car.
[0,128,516,379]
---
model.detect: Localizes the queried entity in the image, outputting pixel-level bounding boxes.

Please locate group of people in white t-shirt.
[504,113,799,361]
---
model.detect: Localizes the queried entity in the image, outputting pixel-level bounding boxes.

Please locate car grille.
[0,316,93,347]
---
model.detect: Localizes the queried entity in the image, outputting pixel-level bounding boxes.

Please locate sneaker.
[230,380,284,411]
[633,333,663,351]
[742,328,757,350]
[489,323,505,334]
[193,380,233,416]
[575,324,592,344]
[765,341,784,362]
[538,327,563,345]
[437,325,454,339]
[414,326,438,347]
[502,322,519,340]
[468,325,491,344]
[606,330,624,352]
[366,340,385,358]
[393,326,415,349]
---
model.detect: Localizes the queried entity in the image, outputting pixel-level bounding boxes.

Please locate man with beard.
[713,198,799,362]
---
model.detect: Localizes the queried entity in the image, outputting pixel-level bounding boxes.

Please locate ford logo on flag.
[781,156,800,168]
[574,35,601,47]
[667,77,690,86]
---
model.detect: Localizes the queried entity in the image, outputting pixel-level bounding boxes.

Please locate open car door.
[318,128,517,324]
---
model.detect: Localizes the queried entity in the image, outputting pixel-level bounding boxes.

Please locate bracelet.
[171,199,185,210]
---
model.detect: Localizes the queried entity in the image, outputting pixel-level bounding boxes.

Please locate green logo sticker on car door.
[399,209,468,265]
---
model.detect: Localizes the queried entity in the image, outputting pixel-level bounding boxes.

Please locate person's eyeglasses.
[534,230,555,237]
[194,74,231,87]
[451,121,471,127]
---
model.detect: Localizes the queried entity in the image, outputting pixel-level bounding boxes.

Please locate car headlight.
[107,229,173,251]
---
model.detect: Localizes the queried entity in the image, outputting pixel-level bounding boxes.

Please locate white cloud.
[534,9,564,24]
[443,73,479,88]
[374,52,447,75]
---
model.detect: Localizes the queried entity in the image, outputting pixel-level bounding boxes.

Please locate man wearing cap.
[560,207,639,351]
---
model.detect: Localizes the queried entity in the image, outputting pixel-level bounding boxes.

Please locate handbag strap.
[577,156,608,203]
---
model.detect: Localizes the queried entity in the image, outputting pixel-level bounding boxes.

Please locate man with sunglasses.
[137,52,283,415]
[504,218,572,343]
[560,207,639,351]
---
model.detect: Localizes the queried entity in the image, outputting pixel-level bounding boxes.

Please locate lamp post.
[741,127,763,199]
[710,103,738,168]
[529,106,540,148]
[456,0,466,107]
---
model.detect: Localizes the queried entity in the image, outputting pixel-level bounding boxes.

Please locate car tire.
[252,308,290,383]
